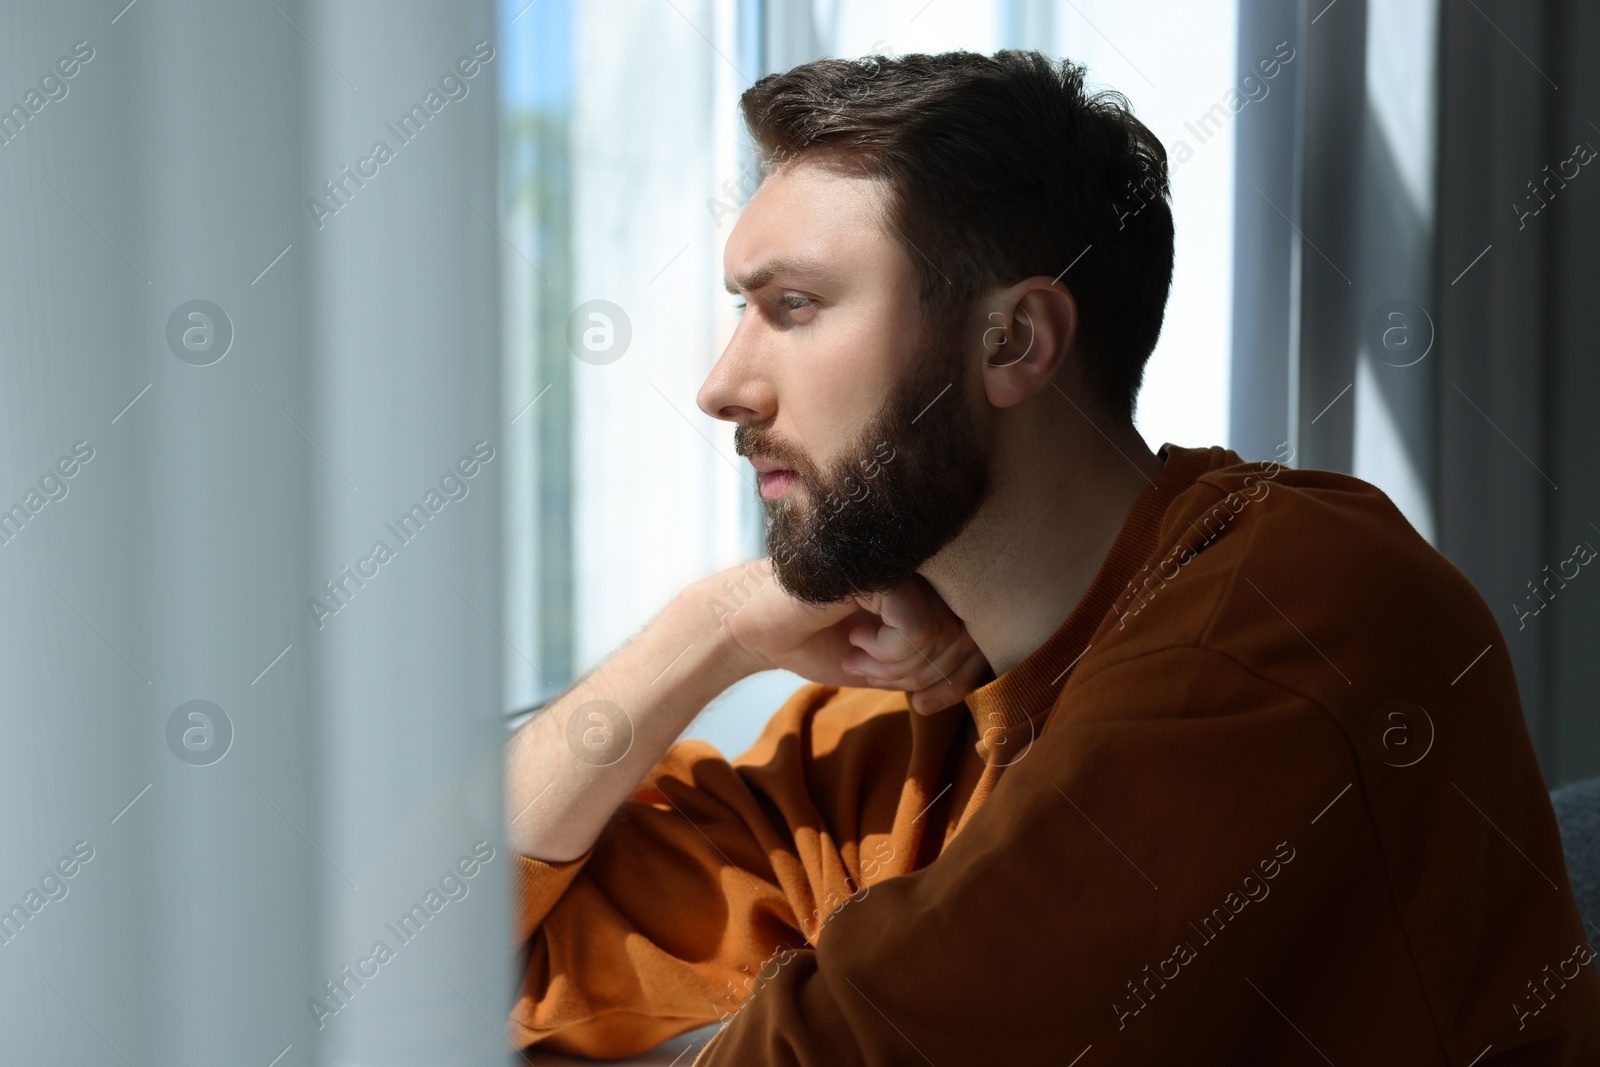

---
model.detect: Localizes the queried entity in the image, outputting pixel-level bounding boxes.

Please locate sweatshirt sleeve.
[507,690,840,1059]
[507,850,591,948]
[694,645,1600,1066]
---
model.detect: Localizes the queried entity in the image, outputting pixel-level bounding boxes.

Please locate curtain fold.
[0,2,506,1063]
[1232,0,1599,782]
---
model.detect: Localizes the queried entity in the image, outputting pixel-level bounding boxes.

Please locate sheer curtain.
[0,2,507,1064]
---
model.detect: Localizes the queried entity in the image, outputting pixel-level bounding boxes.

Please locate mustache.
[733,425,820,482]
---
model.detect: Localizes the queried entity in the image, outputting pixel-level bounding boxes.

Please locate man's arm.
[505,558,988,862]
[695,645,1600,1066]
[697,648,1359,1064]
[503,559,991,1056]
[503,574,763,862]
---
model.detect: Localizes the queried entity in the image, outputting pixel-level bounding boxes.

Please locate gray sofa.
[1551,776,1600,974]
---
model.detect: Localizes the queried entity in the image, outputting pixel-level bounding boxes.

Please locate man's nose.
[697,323,773,424]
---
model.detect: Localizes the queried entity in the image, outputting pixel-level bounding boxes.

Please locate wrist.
[677,573,769,683]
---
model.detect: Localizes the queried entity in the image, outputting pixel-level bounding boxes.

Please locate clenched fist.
[697,558,991,715]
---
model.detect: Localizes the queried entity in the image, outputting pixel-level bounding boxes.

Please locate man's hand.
[507,558,991,861]
[706,559,990,715]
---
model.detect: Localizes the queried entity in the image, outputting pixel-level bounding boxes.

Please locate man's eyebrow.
[722,256,830,294]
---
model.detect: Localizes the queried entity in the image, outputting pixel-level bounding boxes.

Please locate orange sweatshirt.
[507,444,1600,1064]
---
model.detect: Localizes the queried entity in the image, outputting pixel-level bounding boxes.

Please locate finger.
[872,576,945,646]
[872,645,986,714]
[848,578,938,657]
[852,626,979,693]
[847,615,950,666]
[851,589,884,616]
[896,630,980,693]
[907,647,992,714]
[847,585,957,664]
[845,608,971,681]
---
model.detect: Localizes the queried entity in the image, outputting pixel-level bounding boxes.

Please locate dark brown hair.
[739,49,1174,420]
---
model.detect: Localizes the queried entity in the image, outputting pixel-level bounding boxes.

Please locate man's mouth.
[750,457,799,500]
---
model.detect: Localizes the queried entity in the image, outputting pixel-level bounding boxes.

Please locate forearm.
[504,577,759,861]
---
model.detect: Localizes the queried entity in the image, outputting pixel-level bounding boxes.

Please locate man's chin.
[767,542,915,606]
[760,487,811,523]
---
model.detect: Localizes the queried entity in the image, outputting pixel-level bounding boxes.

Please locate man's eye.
[731,293,813,319]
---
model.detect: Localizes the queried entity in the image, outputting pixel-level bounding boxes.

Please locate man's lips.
[758,470,798,499]
[749,457,799,500]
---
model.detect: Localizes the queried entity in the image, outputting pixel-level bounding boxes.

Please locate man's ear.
[975,278,1078,409]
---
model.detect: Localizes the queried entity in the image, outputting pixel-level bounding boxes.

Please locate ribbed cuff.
[508,847,593,947]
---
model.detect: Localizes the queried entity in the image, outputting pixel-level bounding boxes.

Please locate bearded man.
[504,49,1600,1065]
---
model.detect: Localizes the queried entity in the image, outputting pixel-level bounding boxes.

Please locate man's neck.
[920,425,1167,678]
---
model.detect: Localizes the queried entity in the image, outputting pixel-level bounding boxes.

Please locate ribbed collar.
[963,443,1211,747]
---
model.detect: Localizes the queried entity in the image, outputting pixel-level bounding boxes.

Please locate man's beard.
[734,327,991,605]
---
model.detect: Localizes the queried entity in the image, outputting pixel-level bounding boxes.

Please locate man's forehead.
[721,164,895,293]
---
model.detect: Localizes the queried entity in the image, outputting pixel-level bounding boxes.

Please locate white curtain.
[0,2,506,1064]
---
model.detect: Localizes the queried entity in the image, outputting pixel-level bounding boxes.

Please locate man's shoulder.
[1177,450,1429,562]
[1097,450,1503,708]
[1161,452,1479,618]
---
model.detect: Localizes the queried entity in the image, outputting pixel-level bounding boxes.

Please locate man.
[505,50,1600,1063]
